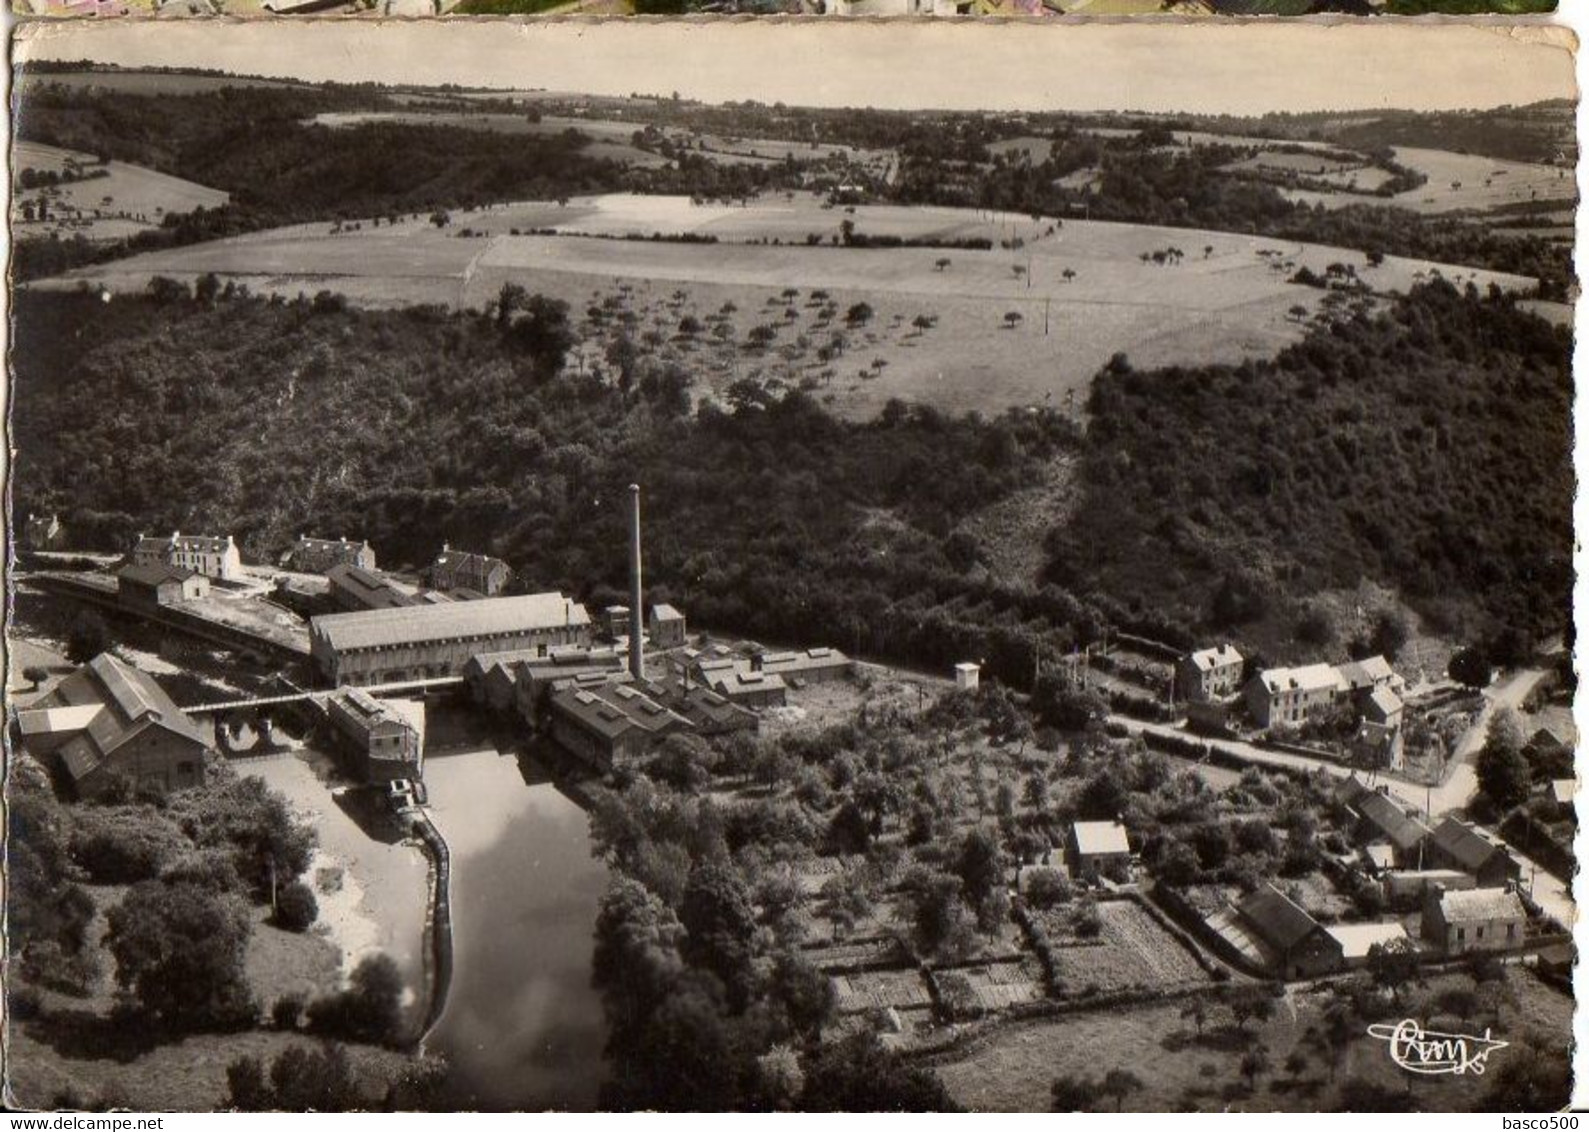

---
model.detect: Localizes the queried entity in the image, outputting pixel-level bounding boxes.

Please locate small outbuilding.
[1068,820,1131,882]
[117,562,210,613]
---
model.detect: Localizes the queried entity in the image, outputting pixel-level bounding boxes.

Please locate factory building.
[546,680,692,772]
[15,653,211,801]
[326,564,419,612]
[309,592,593,686]
[326,687,424,784]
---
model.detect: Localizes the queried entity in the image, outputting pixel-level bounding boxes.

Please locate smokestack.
[628,484,644,680]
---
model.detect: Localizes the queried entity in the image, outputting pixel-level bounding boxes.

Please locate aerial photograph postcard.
[4,16,1580,1113]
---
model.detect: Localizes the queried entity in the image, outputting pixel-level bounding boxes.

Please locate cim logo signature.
[1367,1019,1509,1076]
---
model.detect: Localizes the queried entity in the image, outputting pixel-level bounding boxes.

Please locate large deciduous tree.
[105,880,255,1030]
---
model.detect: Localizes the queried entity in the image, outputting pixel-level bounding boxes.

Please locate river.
[239,716,612,1111]
[424,741,612,1111]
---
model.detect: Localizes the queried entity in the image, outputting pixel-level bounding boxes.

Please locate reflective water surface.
[424,742,611,1111]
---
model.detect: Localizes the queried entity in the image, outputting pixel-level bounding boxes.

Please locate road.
[1119,666,1551,819]
[1117,665,1573,930]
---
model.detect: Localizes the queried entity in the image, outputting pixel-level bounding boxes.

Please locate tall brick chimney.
[628,484,644,680]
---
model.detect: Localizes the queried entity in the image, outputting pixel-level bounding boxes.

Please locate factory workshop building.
[326,687,423,784]
[117,563,211,613]
[310,592,593,686]
[548,680,692,771]
[16,653,211,801]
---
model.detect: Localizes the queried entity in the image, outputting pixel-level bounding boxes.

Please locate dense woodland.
[1053,280,1573,659]
[15,275,1571,675]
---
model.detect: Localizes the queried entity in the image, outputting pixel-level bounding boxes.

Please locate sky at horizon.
[13,19,1577,115]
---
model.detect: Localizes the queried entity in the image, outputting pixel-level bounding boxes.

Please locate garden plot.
[1042,900,1213,994]
[831,968,934,1014]
[937,960,1048,1012]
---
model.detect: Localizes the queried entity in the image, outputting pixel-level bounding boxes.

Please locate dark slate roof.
[38,654,209,780]
[118,562,198,588]
[434,548,511,577]
[1237,883,1324,952]
[1351,790,1431,853]
[1429,817,1506,872]
[326,564,418,610]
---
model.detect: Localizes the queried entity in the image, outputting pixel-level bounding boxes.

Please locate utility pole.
[1044,295,1051,336]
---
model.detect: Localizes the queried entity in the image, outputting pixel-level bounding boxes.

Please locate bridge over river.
[179,676,464,715]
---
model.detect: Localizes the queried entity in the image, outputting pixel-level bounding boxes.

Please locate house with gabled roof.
[1234,882,1344,978]
[429,544,511,596]
[648,604,687,650]
[1245,663,1347,729]
[1425,817,1521,887]
[288,535,376,575]
[1336,655,1403,698]
[1337,778,1430,866]
[117,562,210,613]
[1422,886,1527,956]
[1176,644,1245,703]
[1068,820,1132,881]
[133,530,242,581]
[15,653,210,800]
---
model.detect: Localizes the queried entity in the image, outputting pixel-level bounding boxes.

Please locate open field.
[13,141,230,243]
[34,193,1538,420]
[5,876,408,1111]
[1223,151,1398,193]
[14,70,307,95]
[936,967,1571,1112]
[1284,147,1575,215]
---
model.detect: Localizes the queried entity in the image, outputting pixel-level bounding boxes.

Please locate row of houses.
[1179,645,1406,727]
[128,529,517,598]
[1337,778,1521,887]
[1231,877,1529,980]
[1219,779,1537,979]
[1179,644,1409,764]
